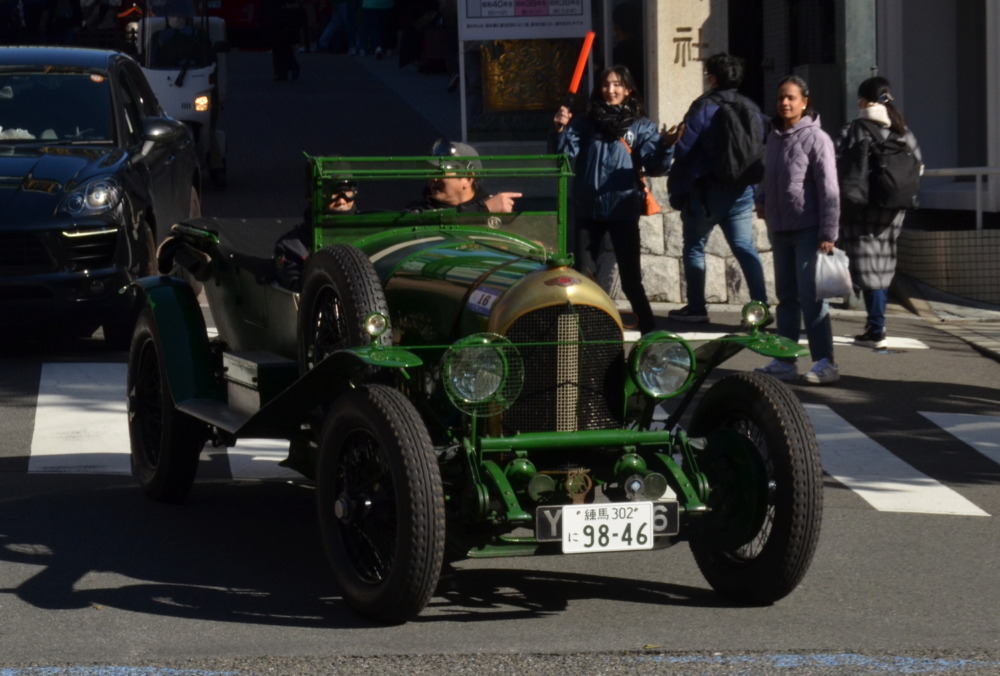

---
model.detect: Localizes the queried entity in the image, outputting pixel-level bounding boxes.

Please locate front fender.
[133,275,218,405]
[694,333,807,375]
[718,332,808,360]
[233,346,423,438]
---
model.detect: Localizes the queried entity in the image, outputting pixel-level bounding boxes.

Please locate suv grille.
[0,232,55,276]
[0,229,119,276]
[63,230,118,270]
[502,305,624,434]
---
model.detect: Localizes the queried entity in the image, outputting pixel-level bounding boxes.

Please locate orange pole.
[568,31,596,94]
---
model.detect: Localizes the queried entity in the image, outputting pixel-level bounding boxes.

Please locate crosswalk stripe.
[29,363,298,480]
[665,331,928,350]
[806,403,990,516]
[918,411,1000,467]
[25,364,992,517]
[30,363,131,475]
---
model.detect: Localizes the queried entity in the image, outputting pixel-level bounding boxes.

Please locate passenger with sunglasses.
[274,177,359,290]
[325,179,359,213]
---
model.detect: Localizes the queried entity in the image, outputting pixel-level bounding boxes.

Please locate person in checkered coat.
[836,76,922,349]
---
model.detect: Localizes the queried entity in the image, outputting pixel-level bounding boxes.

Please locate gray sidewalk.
[892,273,1000,363]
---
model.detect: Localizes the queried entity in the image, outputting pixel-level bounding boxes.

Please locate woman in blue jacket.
[550,65,681,334]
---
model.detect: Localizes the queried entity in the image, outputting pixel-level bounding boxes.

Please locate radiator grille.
[502,305,624,434]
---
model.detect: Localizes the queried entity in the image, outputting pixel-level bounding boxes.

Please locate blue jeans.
[680,185,767,310]
[318,1,359,52]
[771,228,834,363]
[863,288,888,333]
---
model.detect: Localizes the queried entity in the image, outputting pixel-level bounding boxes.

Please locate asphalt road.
[1,50,999,675]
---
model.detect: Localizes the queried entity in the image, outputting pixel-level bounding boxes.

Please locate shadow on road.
[1,473,744,628]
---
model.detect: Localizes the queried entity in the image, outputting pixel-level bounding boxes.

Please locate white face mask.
[167,15,185,29]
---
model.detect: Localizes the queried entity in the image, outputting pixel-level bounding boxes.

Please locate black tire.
[687,371,823,604]
[127,308,209,503]
[297,245,390,373]
[316,385,444,623]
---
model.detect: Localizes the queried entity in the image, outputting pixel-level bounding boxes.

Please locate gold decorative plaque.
[480,39,578,112]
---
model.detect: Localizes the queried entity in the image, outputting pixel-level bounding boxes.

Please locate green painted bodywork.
[139,154,812,558]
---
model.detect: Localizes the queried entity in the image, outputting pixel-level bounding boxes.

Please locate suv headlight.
[59,177,122,216]
[442,333,523,417]
[630,332,695,399]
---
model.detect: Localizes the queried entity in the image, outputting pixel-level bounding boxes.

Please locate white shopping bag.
[815,248,852,300]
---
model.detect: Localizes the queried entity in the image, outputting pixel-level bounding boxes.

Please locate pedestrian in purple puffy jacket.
[754,74,841,385]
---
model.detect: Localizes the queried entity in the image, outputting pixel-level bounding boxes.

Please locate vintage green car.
[127,154,822,623]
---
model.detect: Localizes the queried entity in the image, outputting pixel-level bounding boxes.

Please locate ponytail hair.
[858,76,906,135]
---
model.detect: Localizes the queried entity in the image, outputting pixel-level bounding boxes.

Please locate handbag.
[815,248,853,300]
[619,138,661,216]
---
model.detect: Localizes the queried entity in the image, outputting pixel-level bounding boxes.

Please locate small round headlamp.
[364,312,389,339]
[442,333,523,416]
[741,301,770,330]
[631,332,695,399]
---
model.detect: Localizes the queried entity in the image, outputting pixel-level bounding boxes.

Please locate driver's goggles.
[329,191,357,203]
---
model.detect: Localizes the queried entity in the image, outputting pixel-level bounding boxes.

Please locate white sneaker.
[755,358,798,380]
[802,358,840,384]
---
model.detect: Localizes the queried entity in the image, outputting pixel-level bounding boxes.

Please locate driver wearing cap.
[408,139,522,213]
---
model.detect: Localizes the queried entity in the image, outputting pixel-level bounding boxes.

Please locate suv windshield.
[0,72,113,143]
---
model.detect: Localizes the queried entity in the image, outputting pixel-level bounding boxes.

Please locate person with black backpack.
[836,76,923,349]
[666,52,769,324]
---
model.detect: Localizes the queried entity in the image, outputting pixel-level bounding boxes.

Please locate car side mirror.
[139,116,189,157]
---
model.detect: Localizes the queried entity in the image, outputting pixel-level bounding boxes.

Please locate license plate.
[560,502,654,553]
[535,500,679,545]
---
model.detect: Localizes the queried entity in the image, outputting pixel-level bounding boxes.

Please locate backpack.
[840,119,922,209]
[865,121,922,209]
[706,92,766,187]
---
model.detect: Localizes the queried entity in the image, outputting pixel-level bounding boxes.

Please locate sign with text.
[460,0,592,41]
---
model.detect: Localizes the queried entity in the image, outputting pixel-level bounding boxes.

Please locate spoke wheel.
[127,308,208,502]
[687,371,823,604]
[297,245,390,373]
[317,385,444,623]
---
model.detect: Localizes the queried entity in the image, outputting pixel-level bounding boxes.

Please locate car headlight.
[442,333,523,417]
[741,300,770,331]
[59,177,122,216]
[194,93,210,113]
[630,332,695,399]
[364,311,389,340]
